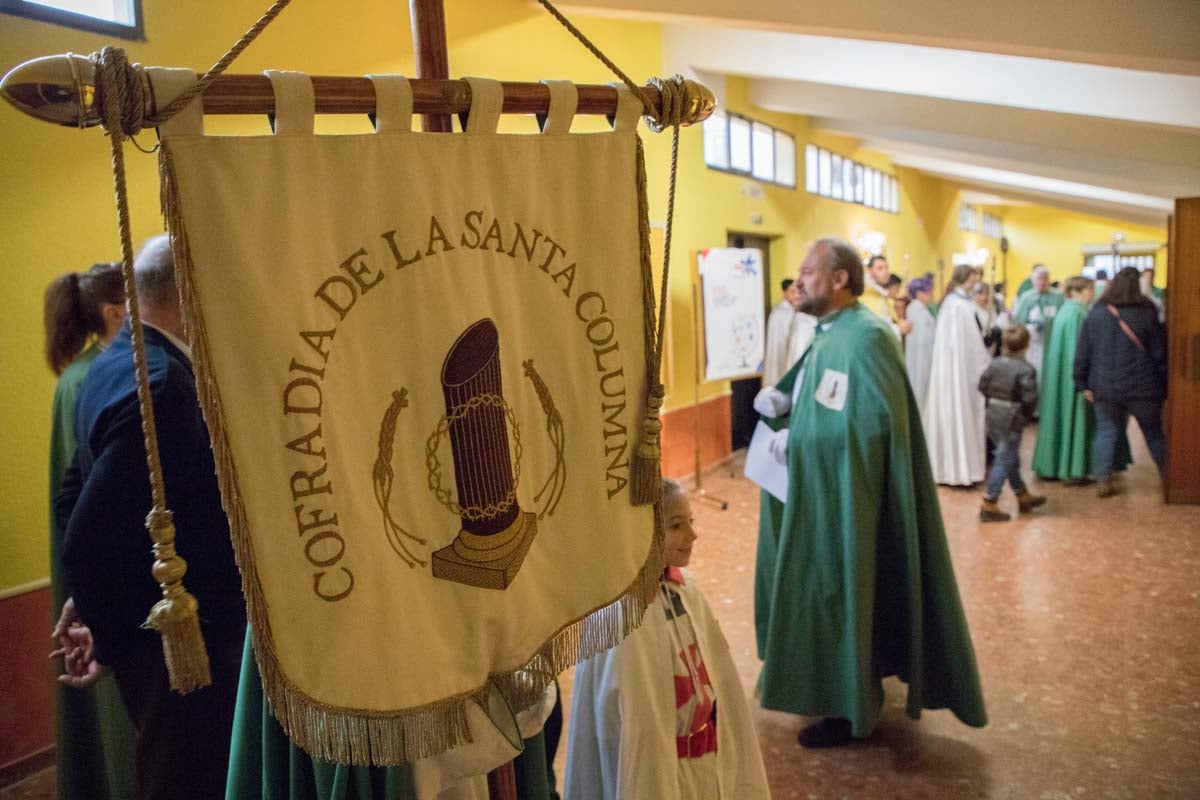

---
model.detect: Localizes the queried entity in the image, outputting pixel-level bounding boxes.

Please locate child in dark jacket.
[978,326,1046,522]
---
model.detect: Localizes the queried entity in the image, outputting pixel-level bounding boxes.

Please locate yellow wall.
[1001,205,1168,297]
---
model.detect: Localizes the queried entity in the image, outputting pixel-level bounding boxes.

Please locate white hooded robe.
[922,289,991,485]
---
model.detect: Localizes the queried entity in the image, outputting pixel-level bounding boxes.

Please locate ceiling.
[562,0,1200,226]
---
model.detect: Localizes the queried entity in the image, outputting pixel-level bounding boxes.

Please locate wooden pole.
[409,0,452,133]
[407,3,516,796]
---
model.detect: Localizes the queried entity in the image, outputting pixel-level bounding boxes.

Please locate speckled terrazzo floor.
[554,423,1200,800]
[7,425,1198,799]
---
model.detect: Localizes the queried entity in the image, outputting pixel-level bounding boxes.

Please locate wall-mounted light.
[856,230,887,259]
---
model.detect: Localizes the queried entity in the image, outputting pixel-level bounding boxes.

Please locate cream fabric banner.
[151,69,662,766]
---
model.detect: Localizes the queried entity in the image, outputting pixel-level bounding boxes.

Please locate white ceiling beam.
[561,0,1200,76]
[661,26,1200,130]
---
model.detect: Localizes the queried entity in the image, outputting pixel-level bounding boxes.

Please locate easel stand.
[690,282,728,510]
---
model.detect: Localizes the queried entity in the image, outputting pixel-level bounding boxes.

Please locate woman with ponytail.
[44,262,139,800]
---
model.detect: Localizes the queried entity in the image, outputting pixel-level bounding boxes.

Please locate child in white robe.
[563,480,771,800]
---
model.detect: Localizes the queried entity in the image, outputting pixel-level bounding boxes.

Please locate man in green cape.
[1032,277,1130,483]
[756,238,987,748]
[1012,265,1065,381]
[1031,277,1095,482]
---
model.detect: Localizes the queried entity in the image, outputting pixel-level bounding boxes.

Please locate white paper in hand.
[745,421,789,502]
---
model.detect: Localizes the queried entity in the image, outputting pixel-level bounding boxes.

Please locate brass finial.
[1,53,101,128]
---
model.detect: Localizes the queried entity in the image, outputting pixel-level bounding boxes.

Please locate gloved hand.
[768,428,789,465]
[753,387,792,418]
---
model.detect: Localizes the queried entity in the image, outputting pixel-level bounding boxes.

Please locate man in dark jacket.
[54,235,246,799]
[978,326,1045,522]
[1074,267,1168,497]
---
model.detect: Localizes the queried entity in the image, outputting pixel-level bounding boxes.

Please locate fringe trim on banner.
[161,142,666,767]
[629,137,664,507]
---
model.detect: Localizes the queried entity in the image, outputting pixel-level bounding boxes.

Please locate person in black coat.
[1073,267,1168,498]
[53,235,246,799]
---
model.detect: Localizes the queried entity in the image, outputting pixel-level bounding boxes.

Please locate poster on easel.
[697,247,765,381]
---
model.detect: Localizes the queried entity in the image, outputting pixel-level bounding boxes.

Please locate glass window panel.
[873,171,883,209]
[729,117,752,172]
[842,159,854,201]
[818,149,832,196]
[774,131,796,187]
[863,167,875,207]
[27,0,134,23]
[831,154,844,199]
[805,144,819,193]
[751,122,775,181]
[890,177,899,213]
[853,164,864,203]
[702,112,729,170]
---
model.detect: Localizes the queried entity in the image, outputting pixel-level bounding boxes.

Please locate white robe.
[905,299,936,415]
[762,300,794,386]
[564,572,770,800]
[785,312,817,372]
[922,290,990,486]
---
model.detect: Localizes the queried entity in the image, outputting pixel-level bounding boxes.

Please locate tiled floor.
[556,425,1200,799]
[8,426,1199,799]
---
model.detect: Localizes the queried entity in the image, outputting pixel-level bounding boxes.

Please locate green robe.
[754,414,786,662]
[757,302,986,737]
[1016,276,1033,297]
[227,634,552,799]
[1030,298,1132,479]
[1013,288,1065,319]
[1012,289,1065,335]
[1031,300,1092,479]
[49,343,139,800]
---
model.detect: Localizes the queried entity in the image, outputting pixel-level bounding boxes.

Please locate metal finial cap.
[1,53,99,128]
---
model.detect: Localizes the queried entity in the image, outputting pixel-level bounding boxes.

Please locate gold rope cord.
[91,46,210,692]
[535,0,688,505]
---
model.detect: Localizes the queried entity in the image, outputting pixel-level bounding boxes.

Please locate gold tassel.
[629,382,664,506]
[141,510,212,692]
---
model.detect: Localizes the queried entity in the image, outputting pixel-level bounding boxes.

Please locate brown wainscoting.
[0,585,55,782]
[660,394,732,479]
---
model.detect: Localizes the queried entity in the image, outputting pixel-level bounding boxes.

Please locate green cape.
[49,343,139,800]
[1031,300,1092,479]
[1030,299,1131,479]
[227,634,552,799]
[1012,290,1065,328]
[754,414,788,661]
[757,303,986,737]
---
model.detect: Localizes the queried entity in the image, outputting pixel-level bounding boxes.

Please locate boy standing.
[978,326,1046,522]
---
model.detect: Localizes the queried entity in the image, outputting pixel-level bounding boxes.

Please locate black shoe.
[797,717,855,748]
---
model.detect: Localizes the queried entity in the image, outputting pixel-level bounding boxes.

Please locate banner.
[151,69,661,766]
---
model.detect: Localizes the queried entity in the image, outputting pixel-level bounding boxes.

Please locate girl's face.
[663,492,698,568]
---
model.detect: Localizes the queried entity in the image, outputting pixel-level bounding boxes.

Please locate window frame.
[0,0,144,40]
[803,144,899,215]
[702,110,797,190]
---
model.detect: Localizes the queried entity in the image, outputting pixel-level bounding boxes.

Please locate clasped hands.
[50,596,110,688]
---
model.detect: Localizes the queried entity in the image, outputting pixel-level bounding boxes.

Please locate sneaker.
[1097,482,1118,498]
[980,499,1011,522]
[1016,490,1047,512]
[797,717,855,749]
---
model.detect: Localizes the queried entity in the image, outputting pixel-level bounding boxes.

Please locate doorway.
[727,232,773,452]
